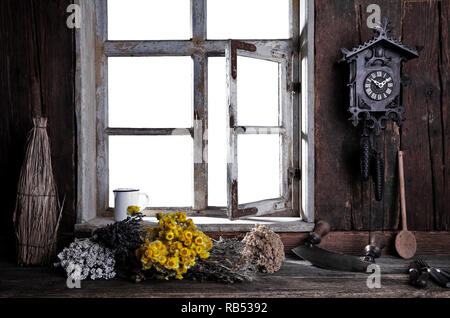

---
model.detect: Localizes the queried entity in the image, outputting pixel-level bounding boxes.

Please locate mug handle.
[139,192,149,213]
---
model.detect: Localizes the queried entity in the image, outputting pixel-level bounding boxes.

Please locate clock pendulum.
[340,18,419,201]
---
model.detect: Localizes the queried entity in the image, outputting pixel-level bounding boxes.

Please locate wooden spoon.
[395,151,417,259]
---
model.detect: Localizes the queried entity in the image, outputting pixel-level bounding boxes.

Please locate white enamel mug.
[113,188,149,221]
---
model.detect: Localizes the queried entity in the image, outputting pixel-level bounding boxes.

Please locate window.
[75,0,314,229]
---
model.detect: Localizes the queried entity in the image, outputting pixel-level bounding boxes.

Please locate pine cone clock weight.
[360,135,371,181]
[371,151,384,201]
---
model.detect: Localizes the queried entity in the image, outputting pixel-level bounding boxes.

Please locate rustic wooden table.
[1,256,449,298]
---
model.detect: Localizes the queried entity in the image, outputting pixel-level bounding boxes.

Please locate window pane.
[207,0,289,39]
[237,56,279,126]
[238,135,280,204]
[109,136,193,207]
[108,0,191,40]
[108,57,192,128]
[208,57,227,206]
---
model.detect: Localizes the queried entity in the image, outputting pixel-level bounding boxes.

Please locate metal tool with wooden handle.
[305,219,330,246]
[364,233,386,263]
[395,151,417,259]
[292,220,373,272]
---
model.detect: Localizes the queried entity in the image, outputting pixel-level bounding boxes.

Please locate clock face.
[364,70,395,101]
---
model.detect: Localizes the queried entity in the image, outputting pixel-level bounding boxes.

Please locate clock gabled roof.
[341,19,419,61]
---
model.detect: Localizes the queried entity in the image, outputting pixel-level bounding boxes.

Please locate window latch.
[289,168,302,181]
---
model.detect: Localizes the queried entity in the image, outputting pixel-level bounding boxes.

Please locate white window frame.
[75,0,315,231]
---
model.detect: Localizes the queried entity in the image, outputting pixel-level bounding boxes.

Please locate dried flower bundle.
[92,213,145,256]
[135,212,212,280]
[55,238,116,280]
[241,224,285,273]
[185,237,257,284]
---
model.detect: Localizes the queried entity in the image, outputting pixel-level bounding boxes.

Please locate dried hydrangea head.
[241,224,285,273]
[54,238,116,280]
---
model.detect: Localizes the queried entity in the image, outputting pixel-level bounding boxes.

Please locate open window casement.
[226,40,296,220]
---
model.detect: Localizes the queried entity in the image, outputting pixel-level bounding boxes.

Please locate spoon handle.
[398,151,407,231]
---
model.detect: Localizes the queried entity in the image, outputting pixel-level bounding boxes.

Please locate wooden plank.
[191,0,208,211]
[105,128,192,136]
[290,0,301,219]
[75,0,97,223]
[207,230,450,256]
[226,41,239,219]
[401,1,440,231]
[95,0,109,214]
[437,0,450,230]
[193,54,208,210]
[314,0,360,230]
[1,256,450,298]
[191,0,206,41]
[0,0,36,260]
[300,0,315,222]
[234,126,286,135]
[104,40,291,57]
[280,61,293,210]
[33,0,76,248]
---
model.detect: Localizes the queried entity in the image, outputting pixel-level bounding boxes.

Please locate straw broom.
[13,116,63,265]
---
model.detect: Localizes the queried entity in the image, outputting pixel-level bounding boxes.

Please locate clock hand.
[372,80,382,88]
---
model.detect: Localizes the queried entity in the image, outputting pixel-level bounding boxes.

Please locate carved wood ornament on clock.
[340,18,419,201]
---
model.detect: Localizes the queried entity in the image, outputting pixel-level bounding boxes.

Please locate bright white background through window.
[107,1,288,208]
[108,0,191,40]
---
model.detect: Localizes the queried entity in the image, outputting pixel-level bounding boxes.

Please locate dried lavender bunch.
[54,238,116,280]
[185,237,257,284]
[241,224,285,273]
[92,214,145,256]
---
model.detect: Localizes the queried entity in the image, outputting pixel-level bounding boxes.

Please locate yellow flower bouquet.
[135,211,213,280]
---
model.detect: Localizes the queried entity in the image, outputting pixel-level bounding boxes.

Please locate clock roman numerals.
[364,70,394,101]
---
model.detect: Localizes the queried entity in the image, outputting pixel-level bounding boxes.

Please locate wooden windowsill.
[74,216,315,235]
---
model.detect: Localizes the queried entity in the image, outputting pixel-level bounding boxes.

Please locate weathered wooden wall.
[0,0,75,259]
[315,0,449,231]
[0,0,448,260]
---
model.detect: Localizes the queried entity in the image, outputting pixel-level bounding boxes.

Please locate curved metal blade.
[292,245,370,272]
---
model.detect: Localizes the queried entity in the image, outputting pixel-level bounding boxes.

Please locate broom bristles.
[13,116,63,265]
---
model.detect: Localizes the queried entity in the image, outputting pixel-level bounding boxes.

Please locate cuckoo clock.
[341,19,419,201]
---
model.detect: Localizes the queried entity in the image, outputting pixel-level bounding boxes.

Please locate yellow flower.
[176,265,187,275]
[184,231,193,240]
[195,245,203,254]
[175,274,183,280]
[154,240,163,249]
[156,211,163,220]
[168,222,176,230]
[153,249,161,257]
[199,251,210,259]
[175,242,183,250]
[158,255,167,264]
[180,248,190,257]
[127,205,140,216]
[194,236,204,245]
[165,231,175,241]
[176,211,187,222]
[166,257,179,269]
